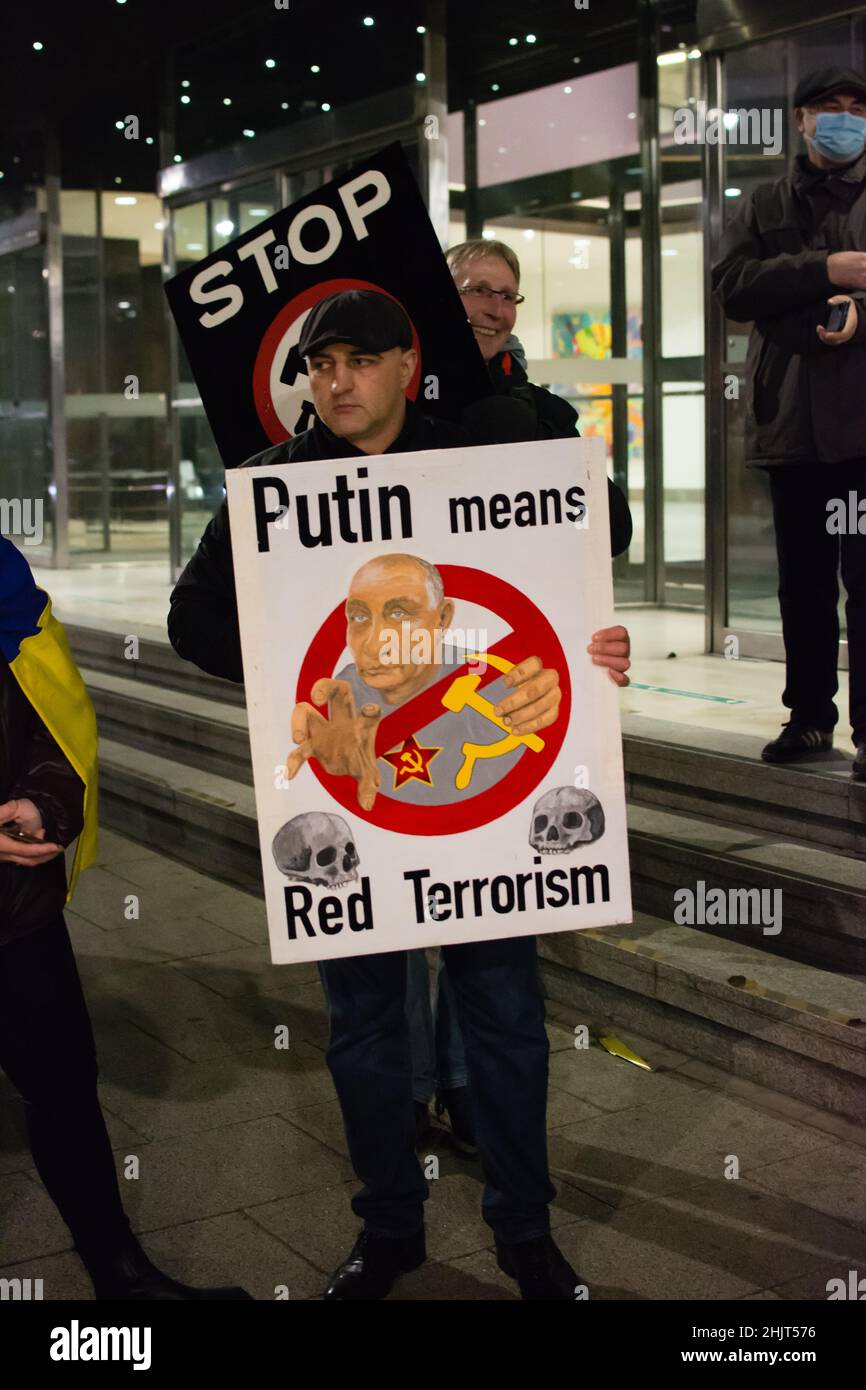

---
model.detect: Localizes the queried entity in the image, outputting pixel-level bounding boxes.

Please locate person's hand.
[827,252,866,291]
[287,678,382,810]
[587,625,631,687]
[816,294,858,346]
[0,798,64,867]
[493,656,561,736]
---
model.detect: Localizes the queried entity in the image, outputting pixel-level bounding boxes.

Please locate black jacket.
[712,150,866,466]
[487,345,583,440]
[0,654,84,944]
[168,401,633,685]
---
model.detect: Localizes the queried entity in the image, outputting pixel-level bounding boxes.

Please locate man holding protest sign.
[169,288,631,1300]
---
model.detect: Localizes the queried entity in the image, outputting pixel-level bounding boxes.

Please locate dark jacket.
[488,342,583,440]
[711,150,866,466]
[0,653,84,945]
[168,400,633,685]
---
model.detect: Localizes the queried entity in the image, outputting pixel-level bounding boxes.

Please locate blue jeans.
[317,934,555,1242]
[405,949,467,1102]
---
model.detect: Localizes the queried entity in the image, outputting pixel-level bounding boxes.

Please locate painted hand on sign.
[287,678,382,811]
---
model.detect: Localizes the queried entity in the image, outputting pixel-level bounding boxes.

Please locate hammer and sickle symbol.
[401,747,425,775]
[440,652,545,791]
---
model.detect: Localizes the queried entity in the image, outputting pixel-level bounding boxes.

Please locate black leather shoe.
[435,1087,478,1157]
[495,1233,584,1301]
[82,1235,252,1300]
[323,1228,426,1300]
[852,745,866,782]
[761,722,833,763]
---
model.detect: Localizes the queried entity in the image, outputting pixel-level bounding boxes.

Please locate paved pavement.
[1,827,865,1301]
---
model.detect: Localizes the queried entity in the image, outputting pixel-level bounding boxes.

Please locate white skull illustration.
[528,787,605,853]
[272,812,359,886]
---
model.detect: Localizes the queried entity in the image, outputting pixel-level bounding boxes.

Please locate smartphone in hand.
[826,302,850,334]
[0,823,44,844]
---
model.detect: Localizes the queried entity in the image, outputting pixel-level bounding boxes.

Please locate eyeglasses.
[457,282,525,306]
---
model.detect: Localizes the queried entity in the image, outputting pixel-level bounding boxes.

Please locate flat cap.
[793,66,866,108]
[298,288,413,357]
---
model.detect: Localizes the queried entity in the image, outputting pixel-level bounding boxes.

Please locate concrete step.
[628,803,866,976]
[93,735,866,1123]
[623,712,866,858]
[81,667,253,787]
[65,622,245,708]
[537,914,866,1126]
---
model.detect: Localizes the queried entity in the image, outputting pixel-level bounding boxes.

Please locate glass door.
[716,15,863,655]
[0,239,52,558]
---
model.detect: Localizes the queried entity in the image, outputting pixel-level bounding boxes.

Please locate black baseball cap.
[298,288,413,358]
[793,66,866,108]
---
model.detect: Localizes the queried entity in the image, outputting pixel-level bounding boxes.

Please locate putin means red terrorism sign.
[226,435,632,966]
[164,143,489,469]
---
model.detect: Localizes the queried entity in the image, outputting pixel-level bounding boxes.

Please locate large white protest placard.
[227,435,632,964]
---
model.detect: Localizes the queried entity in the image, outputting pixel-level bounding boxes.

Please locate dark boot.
[80,1234,253,1300]
[495,1233,584,1301]
[323,1228,426,1300]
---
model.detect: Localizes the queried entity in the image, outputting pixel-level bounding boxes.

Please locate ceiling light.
[723,111,739,129]
[311,64,320,73]
[181,80,190,88]
[563,86,573,94]
[117,301,131,309]
[482,230,496,240]
[265,58,276,69]
[627,111,636,120]
[526,34,537,43]
[417,25,426,34]
[187,242,204,251]
[114,176,122,184]
[243,128,255,137]
[114,196,137,205]
[248,208,269,216]
[508,37,518,46]
[154,221,165,230]
[223,97,232,105]
[215,219,234,236]
[321,102,331,111]
[173,154,182,163]
[115,120,124,130]
[657,51,687,65]
[522,229,536,239]
[281,102,289,110]
[363,15,374,25]
[725,187,742,197]
[145,137,154,145]
[416,72,426,82]
[478,118,486,126]
[180,95,190,104]
[661,248,678,256]
[687,48,701,59]
[32,41,43,51]
[491,83,500,92]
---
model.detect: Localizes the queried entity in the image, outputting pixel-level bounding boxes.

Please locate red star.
[381,735,441,790]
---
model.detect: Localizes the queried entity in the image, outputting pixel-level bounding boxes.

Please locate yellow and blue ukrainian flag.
[0,536,98,898]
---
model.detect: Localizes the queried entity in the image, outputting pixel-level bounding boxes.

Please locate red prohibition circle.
[252,277,423,444]
[295,565,572,835]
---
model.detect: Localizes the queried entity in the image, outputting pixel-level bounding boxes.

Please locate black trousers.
[0,915,130,1261]
[768,461,866,745]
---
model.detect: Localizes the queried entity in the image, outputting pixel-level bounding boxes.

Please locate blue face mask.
[807,110,866,162]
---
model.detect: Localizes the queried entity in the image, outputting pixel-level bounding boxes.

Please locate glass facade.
[5,4,864,660]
